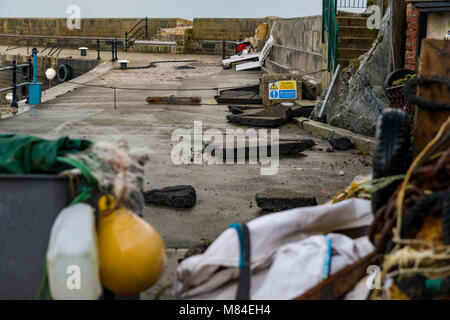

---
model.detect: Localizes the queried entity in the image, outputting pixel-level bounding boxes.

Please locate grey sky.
[0,0,324,20]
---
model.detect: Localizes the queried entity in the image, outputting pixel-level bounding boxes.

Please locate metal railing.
[337,0,367,8]
[0,51,33,107]
[221,40,241,60]
[322,0,339,72]
[125,17,148,51]
[96,39,118,61]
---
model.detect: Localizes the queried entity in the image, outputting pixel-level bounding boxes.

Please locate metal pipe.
[26,56,32,103]
[0,86,13,94]
[318,64,341,121]
[0,66,14,72]
[272,44,322,57]
[15,63,31,68]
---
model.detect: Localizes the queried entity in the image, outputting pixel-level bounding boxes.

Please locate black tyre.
[19,85,29,100]
[56,64,72,82]
[21,65,31,81]
[383,69,415,93]
[372,108,411,214]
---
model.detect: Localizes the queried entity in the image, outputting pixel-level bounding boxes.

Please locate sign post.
[28,48,42,105]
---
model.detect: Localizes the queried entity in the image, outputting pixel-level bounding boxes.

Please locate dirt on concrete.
[96,59,223,84]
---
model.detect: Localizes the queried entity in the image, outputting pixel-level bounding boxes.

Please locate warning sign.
[279,81,296,90]
[268,80,297,100]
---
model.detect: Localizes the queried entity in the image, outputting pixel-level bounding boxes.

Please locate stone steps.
[338,47,370,60]
[339,26,378,38]
[337,58,353,67]
[335,15,377,68]
[337,16,368,27]
[338,37,374,49]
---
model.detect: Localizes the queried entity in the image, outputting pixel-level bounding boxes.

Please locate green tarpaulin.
[0,134,92,174]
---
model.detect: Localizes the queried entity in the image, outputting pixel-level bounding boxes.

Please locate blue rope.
[229,223,246,269]
[322,235,332,280]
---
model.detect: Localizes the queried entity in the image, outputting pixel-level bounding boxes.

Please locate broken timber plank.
[146,96,202,105]
[295,252,376,300]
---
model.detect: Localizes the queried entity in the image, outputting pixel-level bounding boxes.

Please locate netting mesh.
[62,139,149,215]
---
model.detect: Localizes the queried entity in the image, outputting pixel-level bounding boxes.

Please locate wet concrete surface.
[0,55,372,299]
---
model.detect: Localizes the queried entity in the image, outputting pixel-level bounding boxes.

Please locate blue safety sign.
[268,81,297,100]
[270,90,278,99]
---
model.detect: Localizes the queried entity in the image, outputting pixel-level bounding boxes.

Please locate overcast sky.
[0,0,325,20]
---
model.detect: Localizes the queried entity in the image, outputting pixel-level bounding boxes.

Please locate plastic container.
[28,83,42,105]
[0,174,71,299]
[47,203,102,300]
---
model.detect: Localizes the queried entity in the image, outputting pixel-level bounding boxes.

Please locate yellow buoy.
[97,195,166,295]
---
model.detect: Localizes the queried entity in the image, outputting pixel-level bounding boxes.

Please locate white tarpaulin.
[174,199,374,300]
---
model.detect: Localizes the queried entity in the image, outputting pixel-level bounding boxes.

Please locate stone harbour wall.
[192,18,267,41]
[264,16,323,77]
[0,18,192,39]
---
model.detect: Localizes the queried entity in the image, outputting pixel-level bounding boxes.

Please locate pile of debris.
[226,102,314,128]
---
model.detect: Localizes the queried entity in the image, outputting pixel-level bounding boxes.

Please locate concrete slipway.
[0,52,372,299]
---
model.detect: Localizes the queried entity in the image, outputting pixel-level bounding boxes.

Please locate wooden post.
[382,0,389,15]
[413,39,450,158]
[391,0,406,70]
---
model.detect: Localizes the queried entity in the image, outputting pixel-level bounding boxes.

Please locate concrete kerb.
[0,60,113,120]
[294,117,375,153]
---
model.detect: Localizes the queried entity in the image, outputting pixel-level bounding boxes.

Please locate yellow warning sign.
[270,83,278,90]
[279,81,296,90]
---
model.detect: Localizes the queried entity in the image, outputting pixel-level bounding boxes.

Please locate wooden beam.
[391,0,407,70]
[382,0,389,15]
[413,39,450,158]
